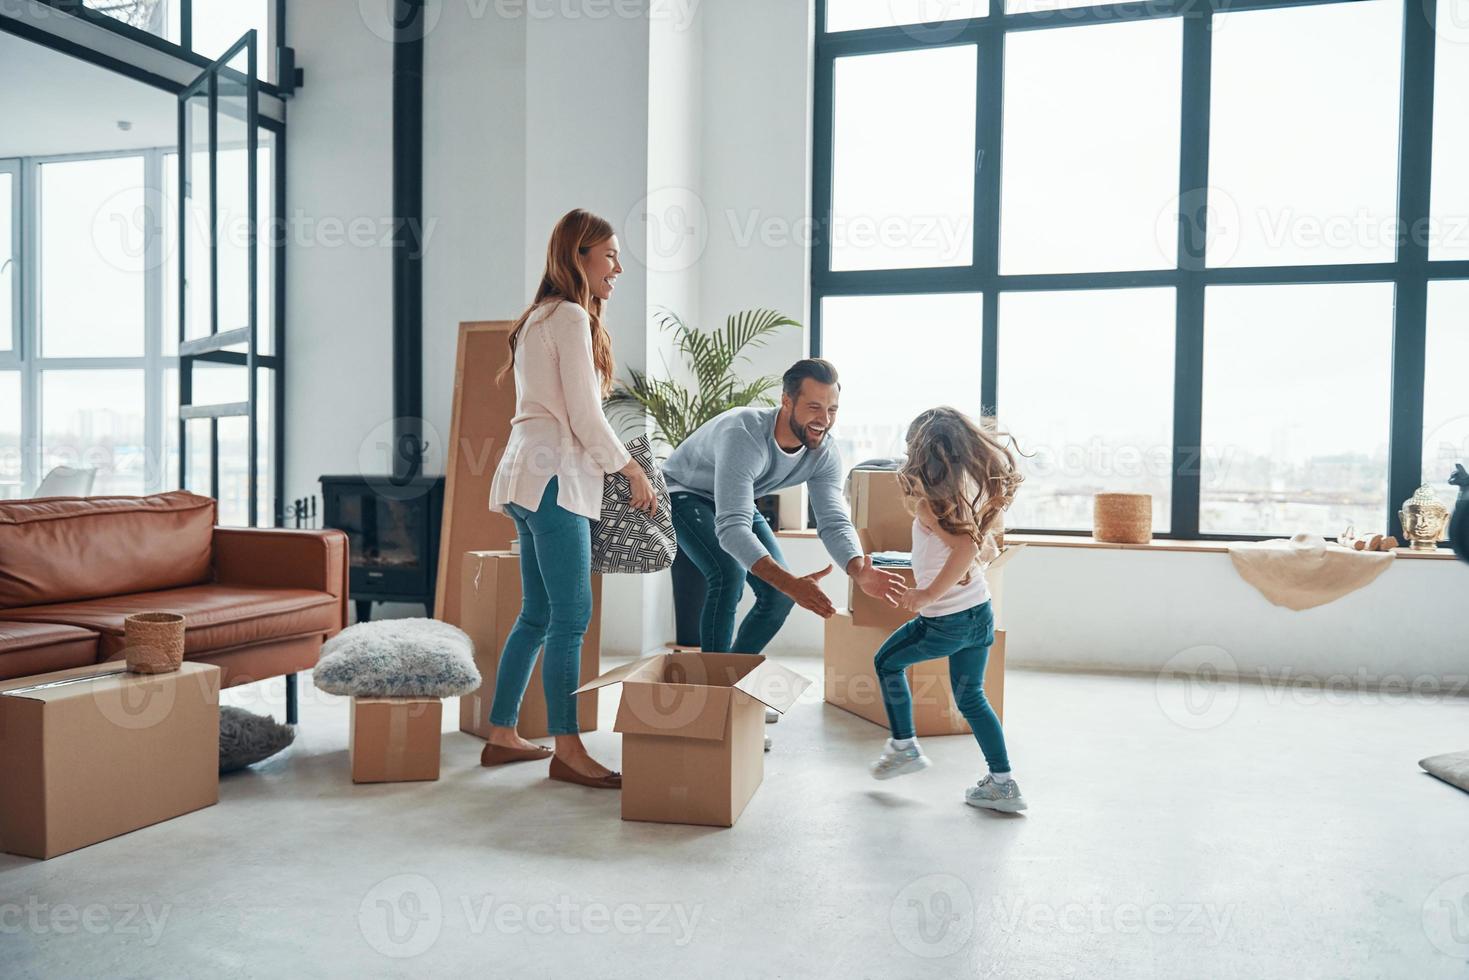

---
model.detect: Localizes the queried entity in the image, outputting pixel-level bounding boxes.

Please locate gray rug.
[220,706,296,773]
[1420,750,1469,794]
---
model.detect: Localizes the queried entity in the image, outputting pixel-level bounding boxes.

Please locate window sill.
[772,528,1458,561]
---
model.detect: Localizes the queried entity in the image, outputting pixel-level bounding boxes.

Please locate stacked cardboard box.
[845,469,1021,630]
[0,663,220,859]
[458,550,603,740]
[829,469,1016,736]
[576,652,811,827]
[351,697,443,783]
[825,612,1005,735]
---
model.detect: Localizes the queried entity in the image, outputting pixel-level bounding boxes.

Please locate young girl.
[868,407,1026,812]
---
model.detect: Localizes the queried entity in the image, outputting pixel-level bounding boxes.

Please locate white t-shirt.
[910,517,990,618]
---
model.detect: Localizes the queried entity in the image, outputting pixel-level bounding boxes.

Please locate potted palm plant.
[607,307,800,646]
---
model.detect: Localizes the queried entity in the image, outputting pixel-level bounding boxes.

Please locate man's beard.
[789,415,827,450]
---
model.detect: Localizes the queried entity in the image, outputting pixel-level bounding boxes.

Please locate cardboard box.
[576,652,812,827]
[0,662,220,860]
[824,611,1005,735]
[458,550,602,739]
[848,469,913,553]
[351,697,443,783]
[849,544,1025,631]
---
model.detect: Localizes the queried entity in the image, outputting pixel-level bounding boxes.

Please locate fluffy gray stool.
[313,618,481,698]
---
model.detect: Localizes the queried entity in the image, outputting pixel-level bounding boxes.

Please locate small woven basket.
[124,612,186,674]
[1093,493,1153,545]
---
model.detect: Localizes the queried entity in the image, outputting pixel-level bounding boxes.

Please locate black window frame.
[811,0,1469,542]
[29,0,290,95]
[0,3,289,526]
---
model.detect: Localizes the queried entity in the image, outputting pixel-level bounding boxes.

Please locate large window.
[822,292,986,464]
[0,161,15,354]
[1200,283,1393,536]
[813,0,1466,540]
[998,288,1176,531]
[831,45,976,271]
[999,17,1182,275]
[6,145,280,523]
[1423,279,1469,512]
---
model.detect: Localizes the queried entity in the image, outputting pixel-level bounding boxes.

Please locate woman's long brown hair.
[498,209,617,396]
[898,407,1024,574]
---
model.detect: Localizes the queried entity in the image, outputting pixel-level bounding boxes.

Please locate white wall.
[284,1,394,510]
[696,0,813,380]
[421,1,528,458]
[766,536,1469,684]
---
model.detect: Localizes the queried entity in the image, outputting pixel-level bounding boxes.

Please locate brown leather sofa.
[0,491,348,721]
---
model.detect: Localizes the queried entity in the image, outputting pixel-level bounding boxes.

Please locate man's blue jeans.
[670,492,795,655]
[488,478,592,735]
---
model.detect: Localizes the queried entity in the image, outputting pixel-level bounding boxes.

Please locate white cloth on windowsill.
[1227,533,1394,611]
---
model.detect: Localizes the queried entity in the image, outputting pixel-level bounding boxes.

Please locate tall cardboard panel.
[435,321,519,627]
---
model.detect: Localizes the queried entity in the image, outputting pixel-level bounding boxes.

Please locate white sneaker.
[764,735,772,752]
[965,774,1027,812]
[765,708,779,724]
[869,741,931,780]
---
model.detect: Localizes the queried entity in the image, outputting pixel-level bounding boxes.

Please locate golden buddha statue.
[1400,484,1451,551]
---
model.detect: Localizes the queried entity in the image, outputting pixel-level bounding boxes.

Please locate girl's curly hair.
[898,407,1024,568]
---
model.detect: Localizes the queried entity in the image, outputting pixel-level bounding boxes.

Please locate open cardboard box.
[0,662,220,860]
[575,652,812,827]
[459,550,602,739]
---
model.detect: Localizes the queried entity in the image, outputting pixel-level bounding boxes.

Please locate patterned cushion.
[592,437,678,575]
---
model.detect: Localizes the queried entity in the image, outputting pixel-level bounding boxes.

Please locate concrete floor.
[4,656,1469,979]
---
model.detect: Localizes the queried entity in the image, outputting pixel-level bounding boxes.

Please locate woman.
[483,209,656,789]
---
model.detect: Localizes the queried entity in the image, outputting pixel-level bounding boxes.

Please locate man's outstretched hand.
[787,564,837,619]
[849,555,907,608]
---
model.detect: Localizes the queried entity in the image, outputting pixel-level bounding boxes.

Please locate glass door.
[176,31,261,525]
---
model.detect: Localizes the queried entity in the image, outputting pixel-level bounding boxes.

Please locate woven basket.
[124,612,186,674]
[1093,493,1153,545]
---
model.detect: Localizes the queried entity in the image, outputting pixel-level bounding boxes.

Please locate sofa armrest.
[211,527,350,635]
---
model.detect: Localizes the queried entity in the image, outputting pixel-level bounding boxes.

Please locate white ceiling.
[0,30,178,159]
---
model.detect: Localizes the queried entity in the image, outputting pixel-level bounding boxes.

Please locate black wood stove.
[320,475,444,622]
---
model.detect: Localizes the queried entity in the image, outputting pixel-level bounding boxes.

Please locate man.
[663,358,908,663]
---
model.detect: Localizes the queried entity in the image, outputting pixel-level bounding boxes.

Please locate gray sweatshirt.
[663,406,864,572]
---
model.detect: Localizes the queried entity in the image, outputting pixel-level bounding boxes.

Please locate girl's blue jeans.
[487,477,592,736]
[873,600,1010,773]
